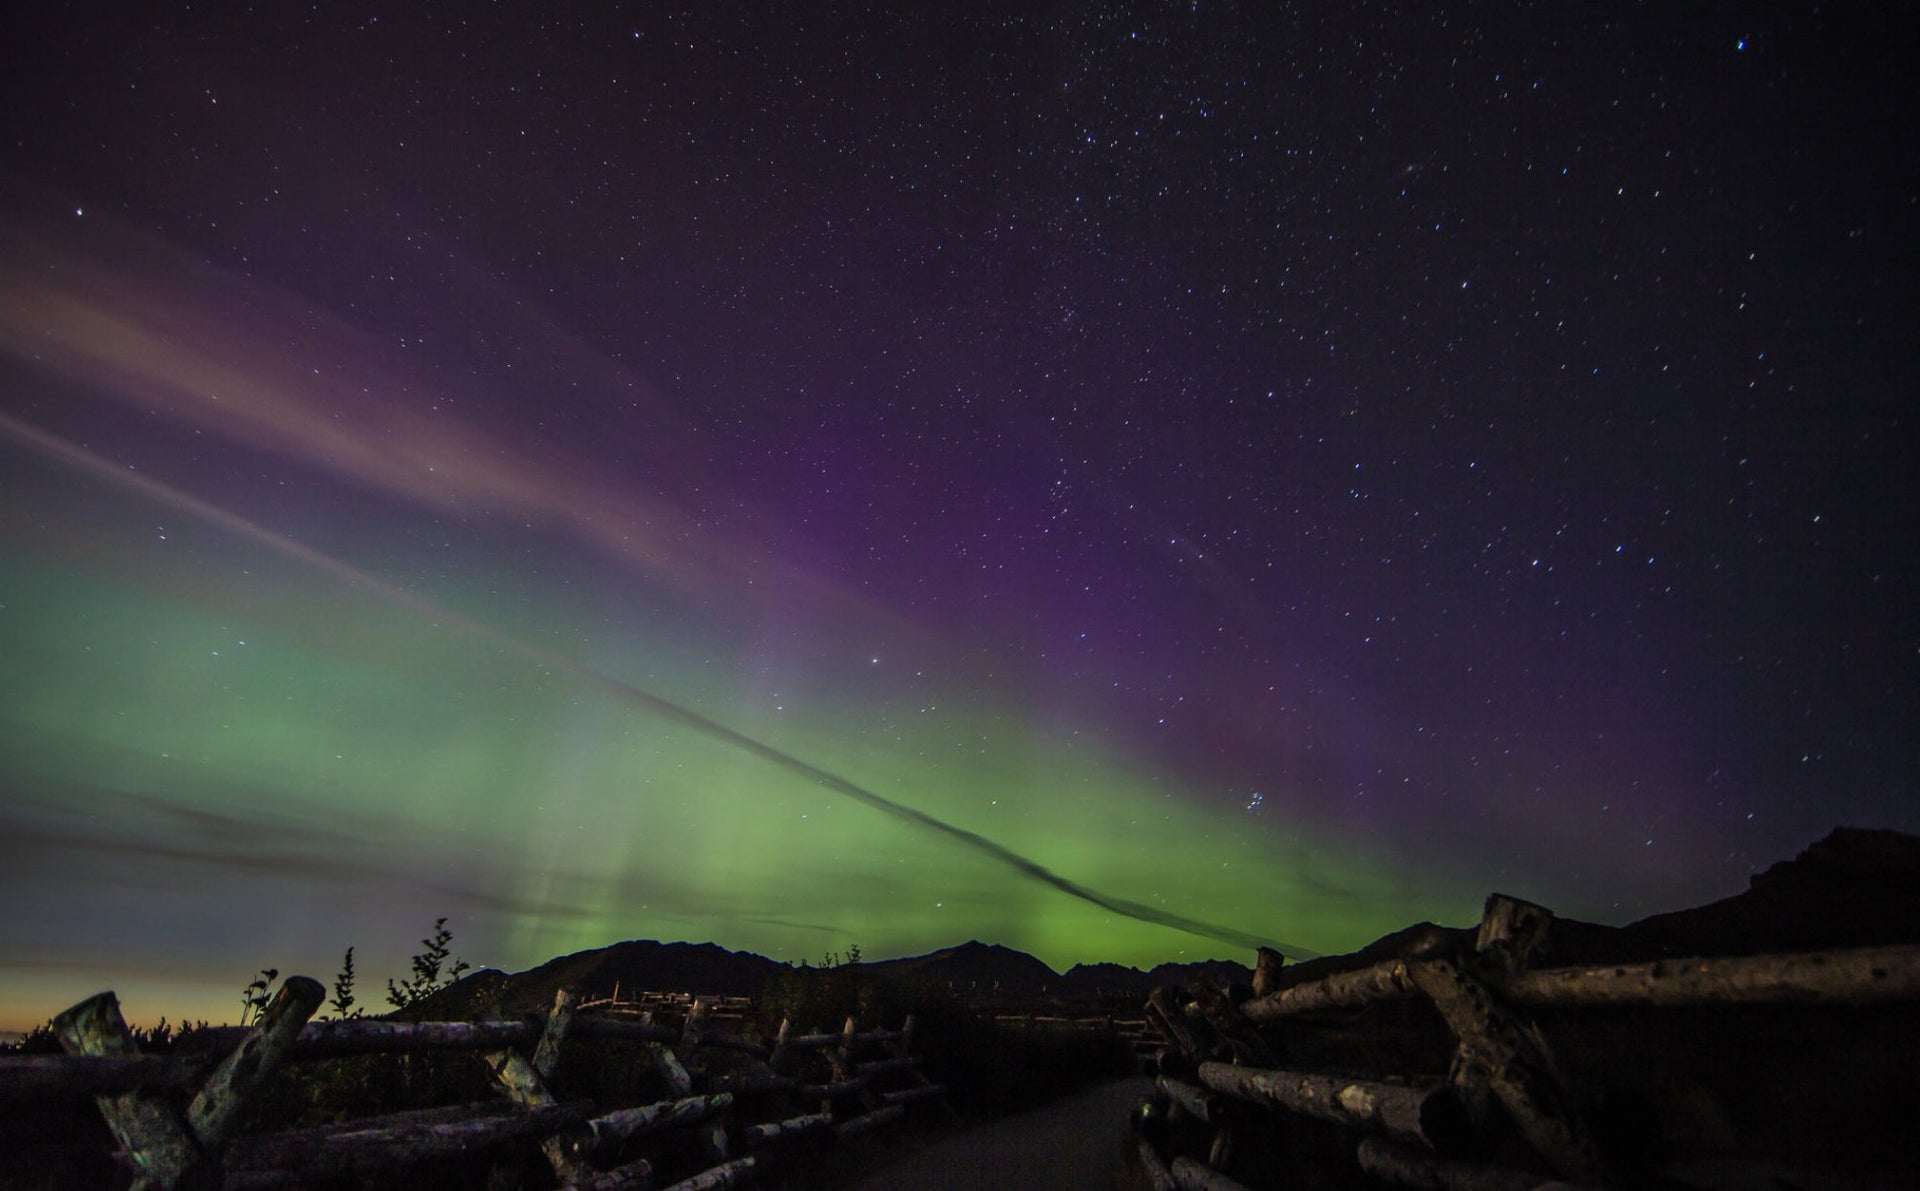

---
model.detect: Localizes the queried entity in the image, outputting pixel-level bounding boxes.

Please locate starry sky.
[1,3,1914,1031]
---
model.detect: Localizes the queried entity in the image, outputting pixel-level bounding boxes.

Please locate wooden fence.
[2,981,945,1189]
[1131,894,1920,1190]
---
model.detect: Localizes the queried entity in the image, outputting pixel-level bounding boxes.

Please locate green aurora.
[1,454,1460,1031]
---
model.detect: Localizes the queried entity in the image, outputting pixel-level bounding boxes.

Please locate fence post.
[533,986,579,1082]
[486,987,588,1185]
[769,1017,792,1075]
[52,992,197,1190]
[1410,957,1602,1182]
[185,976,324,1150]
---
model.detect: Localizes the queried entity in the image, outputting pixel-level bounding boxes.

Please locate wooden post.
[769,1017,792,1075]
[1146,987,1208,1058]
[680,997,709,1052]
[1409,958,1602,1182]
[1252,947,1286,996]
[652,1042,694,1097]
[485,989,589,1185]
[53,991,197,1190]
[1186,980,1276,1066]
[533,986,578,1081]
[186,975,324,1150]
[1476,894,1555,975]
[835,1015,859,1080]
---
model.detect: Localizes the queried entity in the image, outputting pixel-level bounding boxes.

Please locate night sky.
[2,3,1914,1031]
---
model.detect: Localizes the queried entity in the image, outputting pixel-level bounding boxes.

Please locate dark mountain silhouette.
[860,940,1060,999]
[414,827,1920,1019]
[419,937,1255,1019]
[413,939,787,1019]
[1057,958,1256,1000]
[1263,826,1920,994]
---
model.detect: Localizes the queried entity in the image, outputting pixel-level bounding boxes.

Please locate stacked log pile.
[1,985,945,1188]
[1132,893,1920,1190]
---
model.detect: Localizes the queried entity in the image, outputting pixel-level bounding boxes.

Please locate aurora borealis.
[2,4,1914,1032]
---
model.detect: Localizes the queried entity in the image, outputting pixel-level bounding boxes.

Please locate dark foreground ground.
[850,1077,1151,1191]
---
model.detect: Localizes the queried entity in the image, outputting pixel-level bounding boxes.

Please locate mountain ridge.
[420,826,1920,1018]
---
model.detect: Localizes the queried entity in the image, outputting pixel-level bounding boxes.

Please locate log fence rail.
[1133,893,1920,1190]
[2,982,946,1189]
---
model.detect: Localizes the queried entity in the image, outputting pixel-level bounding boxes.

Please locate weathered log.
[696,1116,730,1165]
[854,1055,918,1077]
[800,1077,866,1100]
[1171,1154,1258,1191]
[741,1111,834,1147]
[1495,943,1920,1006]
[487,1047,553,1110]
[1187,980,1278,1066]
[187,975,325,1150]
[652,1043,693,1097]
[53,991,197,1190]
[660,1155,756,1191]
[222,1098,595,1184]
[1357,1135,1594,1190]
[486,1012,587,1185]
[1147,986,1209,1057]
[709,1072,797,1095]
[200,1011,770,1059]
[1409,959,1600,1182]
[562,1154,655,1190]
[200,1018,540,1057]
[834,1103,906,1141]
[563,1093,735,1160]
[1135,1137,1179,1191]
[1475,895,1555,974]
[775,1023,895,1045]
[1239,959,1421,1020]
[1207,1125,1235,1171]
[1197,1061,1473,1154]
[879,1083,947,1106]
[535,987,580,1080]
[1155,1075,1223,1124]
[0,1053,207,1101]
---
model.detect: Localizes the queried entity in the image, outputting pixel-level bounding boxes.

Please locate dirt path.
[850,1077,1151,1190]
